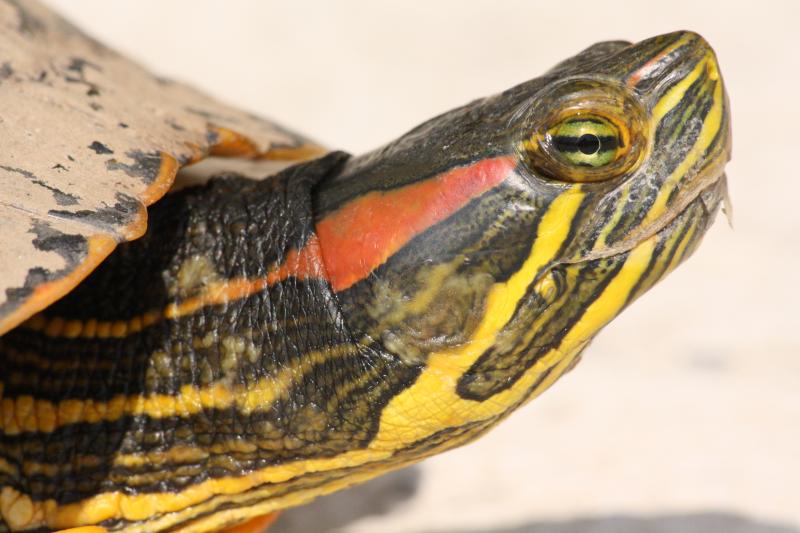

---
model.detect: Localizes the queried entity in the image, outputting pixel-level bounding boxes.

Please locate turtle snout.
[624,31,721,95]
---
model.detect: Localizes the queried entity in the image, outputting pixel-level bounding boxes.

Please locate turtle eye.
[548,115,624,168]
[517,81,648,184]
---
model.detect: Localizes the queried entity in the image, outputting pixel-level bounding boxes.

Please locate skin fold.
[0,31,730,532]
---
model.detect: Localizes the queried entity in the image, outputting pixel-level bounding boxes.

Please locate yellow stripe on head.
[369,187,585,449]
[644,54,724,227]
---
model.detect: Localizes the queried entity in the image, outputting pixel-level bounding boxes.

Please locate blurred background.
[42,1,800,532]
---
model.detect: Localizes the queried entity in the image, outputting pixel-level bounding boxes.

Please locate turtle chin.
[582,163,730,267]
[640,170,729,263]
[605,172,727,304]
[700,172,732,227]
[562,174,730,348]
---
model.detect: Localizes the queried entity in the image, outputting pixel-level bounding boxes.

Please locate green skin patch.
[549,117,622,167]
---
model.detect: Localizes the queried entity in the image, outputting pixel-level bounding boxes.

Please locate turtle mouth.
[549,173,727,309]
[576,161,730,266]
[656,170,729,243]
[637,169,730,254]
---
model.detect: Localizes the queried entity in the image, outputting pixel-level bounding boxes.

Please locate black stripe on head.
[602,65,716,247]
[456,251,625,401]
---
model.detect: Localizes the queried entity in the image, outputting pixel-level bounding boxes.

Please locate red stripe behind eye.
[54,156,516,322]
[315,155,517,292]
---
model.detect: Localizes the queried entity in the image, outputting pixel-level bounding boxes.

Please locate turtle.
[0,2,732,532]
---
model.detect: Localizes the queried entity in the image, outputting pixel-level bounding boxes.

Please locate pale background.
[41,2,800,532]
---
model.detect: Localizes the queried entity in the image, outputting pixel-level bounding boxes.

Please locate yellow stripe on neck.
[1,201,668,533]
[370,186,660,451]
[0,344,350,435]
[369,187,586,449]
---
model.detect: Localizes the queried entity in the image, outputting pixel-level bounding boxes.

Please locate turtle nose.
[624,31,719,94]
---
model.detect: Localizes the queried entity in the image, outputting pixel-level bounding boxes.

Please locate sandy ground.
[42,1,800,532]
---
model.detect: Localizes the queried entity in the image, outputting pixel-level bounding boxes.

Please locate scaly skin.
[0,31,731,532]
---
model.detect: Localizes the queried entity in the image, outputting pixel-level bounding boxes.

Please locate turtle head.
[313,31,730,445]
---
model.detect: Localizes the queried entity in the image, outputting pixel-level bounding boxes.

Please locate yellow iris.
[547,115,623,168]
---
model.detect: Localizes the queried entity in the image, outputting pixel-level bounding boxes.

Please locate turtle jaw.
[570,169,727,272]
[579,160,730,265]
[643,169,727,262]
[625,170,728,287]
[556,170,727,318]
[522,174,727,380]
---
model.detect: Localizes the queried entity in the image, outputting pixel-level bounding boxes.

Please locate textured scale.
[0,14,731,533]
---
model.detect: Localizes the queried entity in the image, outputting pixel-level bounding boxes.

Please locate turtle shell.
[0,0,323,335]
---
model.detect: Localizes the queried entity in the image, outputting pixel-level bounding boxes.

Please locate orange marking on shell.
[0,234,117,336]
[0,153,179,337]
[221,512,281,533]
[138,152,181,207]
[316,156,517,292]
[259,144,328,161]
[118,153,182,242]
[209,126,261,158]
[182,141,207,165]
[56,526,108,533]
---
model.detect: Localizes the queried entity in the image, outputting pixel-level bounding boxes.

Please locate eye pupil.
[577,133,601,155]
